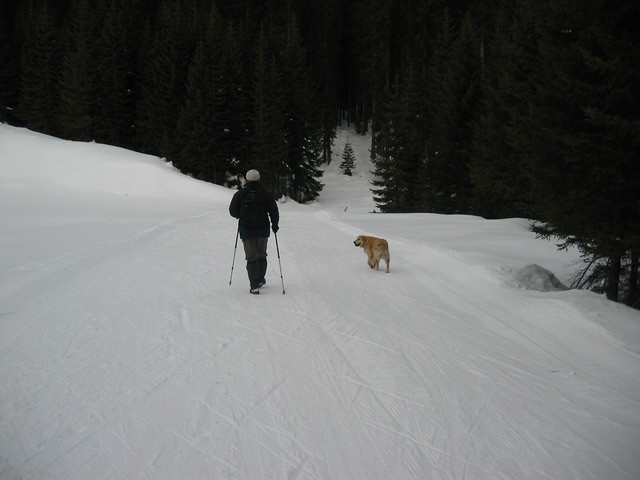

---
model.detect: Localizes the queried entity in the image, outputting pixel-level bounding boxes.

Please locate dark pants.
[243,237,268,289]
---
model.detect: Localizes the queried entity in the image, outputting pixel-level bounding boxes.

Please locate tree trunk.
[323,132,332,164]
[370,96,377,159]
[627,254,639,308]
[605,254,621,302]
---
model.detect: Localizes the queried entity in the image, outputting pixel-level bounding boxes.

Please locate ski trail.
[314,209,640,480]
[2,182,640,479]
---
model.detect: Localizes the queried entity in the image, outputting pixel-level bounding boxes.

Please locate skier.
[229,169,279,294]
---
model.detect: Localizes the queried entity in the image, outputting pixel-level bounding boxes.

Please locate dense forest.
[1,0,639,307]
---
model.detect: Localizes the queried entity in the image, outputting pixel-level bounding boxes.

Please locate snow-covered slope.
[1,124,639,480]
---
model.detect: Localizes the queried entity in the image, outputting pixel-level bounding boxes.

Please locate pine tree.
[297,0,342,163]
[340,137,356,175]
[0,11,19,123]
[57,0,99,141]
[352,0,393,145]
[93,0,136,148]
[173,5,220,182]
[422,10,481,214]
[469,2,536,219]
[372,67,427,213]
[522,0,640,303]
[215,22,251,185]
[15,3,60,135]
[248,24,287,198]
[370,89,399,212]
[173,31,219,182]
[279,12,323,203]
[136,0,195,156]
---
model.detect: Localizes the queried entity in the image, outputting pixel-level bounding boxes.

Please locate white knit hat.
[245,169,260,182]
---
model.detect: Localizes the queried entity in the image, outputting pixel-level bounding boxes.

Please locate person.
[229,169,279,294]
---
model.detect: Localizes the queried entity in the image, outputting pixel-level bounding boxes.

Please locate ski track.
[2,201,640,480]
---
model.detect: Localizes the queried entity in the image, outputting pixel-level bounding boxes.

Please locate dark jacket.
[229,182,279,239]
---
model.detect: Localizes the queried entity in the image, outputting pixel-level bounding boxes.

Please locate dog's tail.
[374,240,389,251]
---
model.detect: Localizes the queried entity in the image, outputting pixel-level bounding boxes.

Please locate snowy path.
[3,206,639,480]
[1,125,640,479]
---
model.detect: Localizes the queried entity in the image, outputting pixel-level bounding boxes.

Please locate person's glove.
[272,225,279,233]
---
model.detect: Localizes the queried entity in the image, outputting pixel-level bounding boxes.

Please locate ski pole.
[274,231,285,294]
[229,223,239,286]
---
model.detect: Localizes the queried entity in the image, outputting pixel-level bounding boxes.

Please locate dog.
[353,235,390,273]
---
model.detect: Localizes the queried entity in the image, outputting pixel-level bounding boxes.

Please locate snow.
[1,123,640,480]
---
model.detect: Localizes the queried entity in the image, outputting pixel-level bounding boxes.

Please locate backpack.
[240,187,269,227]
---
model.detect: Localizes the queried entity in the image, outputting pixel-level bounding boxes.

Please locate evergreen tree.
[173,28,220,182]
[370,89,399,212]
[215,22,251,185]
[93,0,136,148]
[394,0,440,68]
[522,0,640,303]
[297,0,342,163]
[422,11,481,214]
[340,137,356,175]
[0,11,20,123]
[279,13,323,203]
[372,67,427,212]
[57,0,99,141]
[352,0,393,146]
[136,0,195,156]
[248,24,287,198]
[469,2,535,218]
[15,3,60,135]
[173,6,243,186]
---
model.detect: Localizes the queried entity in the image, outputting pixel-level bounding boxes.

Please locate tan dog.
[354,235,390,273]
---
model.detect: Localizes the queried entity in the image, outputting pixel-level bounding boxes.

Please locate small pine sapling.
[340,137,356,176]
